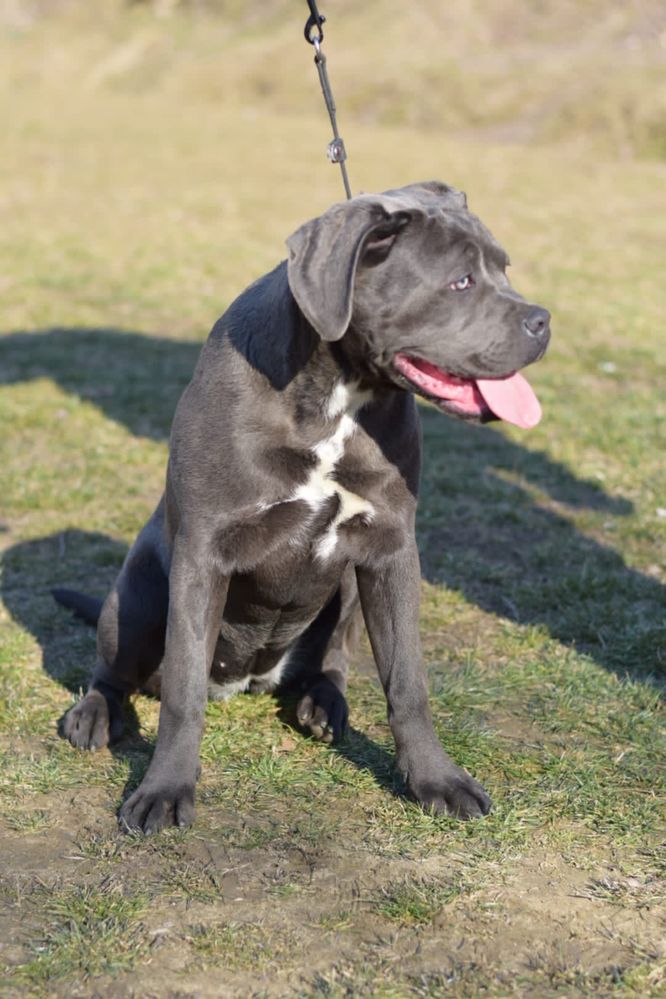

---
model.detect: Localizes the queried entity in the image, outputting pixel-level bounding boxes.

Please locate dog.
[55,181,550,834]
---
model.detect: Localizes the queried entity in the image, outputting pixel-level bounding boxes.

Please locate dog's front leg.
[356,543,491,819]
[119,535,229,834]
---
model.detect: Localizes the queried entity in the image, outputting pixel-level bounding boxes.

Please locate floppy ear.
[287,202,410,342]
[414,180,468,210]
[382,180,468,213]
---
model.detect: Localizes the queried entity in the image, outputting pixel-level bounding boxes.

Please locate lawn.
[0,2,664,996]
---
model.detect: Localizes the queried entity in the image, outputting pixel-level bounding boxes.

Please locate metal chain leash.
[304,0,352,200]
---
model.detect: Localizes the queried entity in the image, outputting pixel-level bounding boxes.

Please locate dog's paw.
[119,781,195,835]
[61,689,122,751]
[297,679,348,744]
[410,767,492,820]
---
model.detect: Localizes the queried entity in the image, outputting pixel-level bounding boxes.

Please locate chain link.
[304,4,352,200]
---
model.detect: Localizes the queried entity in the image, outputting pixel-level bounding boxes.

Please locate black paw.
[118,781,195,835]
[296,678,348,744]
[411,767,492,820]
[61,689,123,750]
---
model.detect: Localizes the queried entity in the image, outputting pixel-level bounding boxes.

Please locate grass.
[372,877,465,925]
[8,884,149,985]
[1,1,665,996]
[185,920,296,972]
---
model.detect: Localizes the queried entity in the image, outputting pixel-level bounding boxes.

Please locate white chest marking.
[291,382,375,561]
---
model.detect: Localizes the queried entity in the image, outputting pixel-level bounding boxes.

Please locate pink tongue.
[476,373,542,429]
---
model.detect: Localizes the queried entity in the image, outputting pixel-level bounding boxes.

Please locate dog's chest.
[290,385,375,560]
[217,382,408,579]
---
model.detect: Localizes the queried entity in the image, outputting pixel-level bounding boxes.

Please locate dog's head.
[287,181,550,428]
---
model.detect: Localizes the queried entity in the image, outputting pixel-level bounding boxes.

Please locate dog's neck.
[225,262,396,427]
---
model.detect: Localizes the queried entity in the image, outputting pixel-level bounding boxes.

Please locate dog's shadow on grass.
[275,696,404,798]
[0,528,158,798]
[417,407,664,684]
[1,325,663,801]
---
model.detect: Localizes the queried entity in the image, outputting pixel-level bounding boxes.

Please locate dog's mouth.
[393,353,542,429]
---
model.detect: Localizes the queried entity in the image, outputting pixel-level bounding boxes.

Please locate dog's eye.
[449,274,475,291]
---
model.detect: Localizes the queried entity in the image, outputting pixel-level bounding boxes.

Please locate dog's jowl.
[55,181,550,833]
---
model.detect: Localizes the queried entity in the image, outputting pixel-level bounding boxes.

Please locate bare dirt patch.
[2,777,664,997]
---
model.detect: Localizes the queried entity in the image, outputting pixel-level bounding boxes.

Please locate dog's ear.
[382,180,468,213]
[413,180,468,210]
[287,203,411,342]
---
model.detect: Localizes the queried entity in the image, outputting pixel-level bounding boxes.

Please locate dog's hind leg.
[61,511,169,750]
[294,566,360,744]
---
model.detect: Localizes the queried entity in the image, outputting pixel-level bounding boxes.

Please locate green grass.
[8,884,149,985]
[373,877,465,925]
[185,920,296,971]
[1,1,665,996]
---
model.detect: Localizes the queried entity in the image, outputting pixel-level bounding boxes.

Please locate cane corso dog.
[55,181,550,833]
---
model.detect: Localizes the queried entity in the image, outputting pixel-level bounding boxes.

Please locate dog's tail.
[52,588,103,627]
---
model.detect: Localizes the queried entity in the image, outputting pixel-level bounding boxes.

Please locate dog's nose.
[522,307,550,338]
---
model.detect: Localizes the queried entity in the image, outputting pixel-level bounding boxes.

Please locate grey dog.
[55,181,550,834]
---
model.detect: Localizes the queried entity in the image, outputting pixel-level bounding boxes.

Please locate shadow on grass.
[0,326,200,440]
[417,407,664,683]
[275,694,403,798]
[0,529,156,803]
